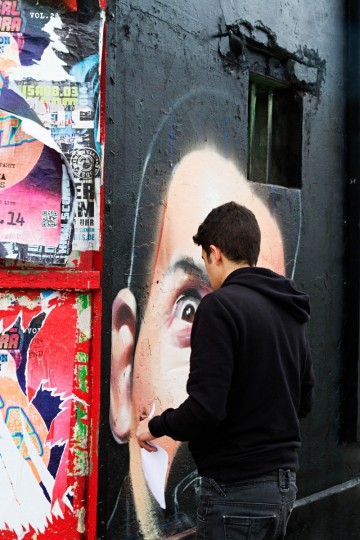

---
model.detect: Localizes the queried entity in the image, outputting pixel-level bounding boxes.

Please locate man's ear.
[209,244,222,265]
[110,288,137,444]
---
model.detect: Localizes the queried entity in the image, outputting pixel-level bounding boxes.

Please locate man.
[136,201,314,540]
[109,147,299,538]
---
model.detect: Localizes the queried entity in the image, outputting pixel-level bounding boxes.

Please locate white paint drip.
[291,190,302,281]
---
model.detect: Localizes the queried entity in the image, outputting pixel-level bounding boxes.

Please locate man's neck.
[221,261,251,286]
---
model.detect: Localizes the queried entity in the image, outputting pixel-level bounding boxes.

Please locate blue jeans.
[196,469,297,540]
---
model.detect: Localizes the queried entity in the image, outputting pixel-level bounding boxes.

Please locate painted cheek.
[161,348,190,408]
[169,318,192,348]
[132,332,164,418]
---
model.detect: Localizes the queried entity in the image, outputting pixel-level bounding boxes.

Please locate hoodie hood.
[222,267,310,324]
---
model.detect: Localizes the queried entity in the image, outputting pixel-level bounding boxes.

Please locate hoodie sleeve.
[298,337,315,418]
[149,293,239,441]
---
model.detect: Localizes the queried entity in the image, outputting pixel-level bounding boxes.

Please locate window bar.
[249,82,257,180]
[266,88,273,183]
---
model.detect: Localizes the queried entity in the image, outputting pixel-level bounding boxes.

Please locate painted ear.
[110,288,137,444]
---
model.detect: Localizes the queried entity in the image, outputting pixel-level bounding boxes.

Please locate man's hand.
[136,418,158,452]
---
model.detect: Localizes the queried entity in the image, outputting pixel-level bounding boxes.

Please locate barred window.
[248,73,302,188]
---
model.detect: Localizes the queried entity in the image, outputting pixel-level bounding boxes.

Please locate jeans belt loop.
[279,469,290,491]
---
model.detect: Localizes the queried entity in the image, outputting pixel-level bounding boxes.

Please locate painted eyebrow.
[167,258,210,286]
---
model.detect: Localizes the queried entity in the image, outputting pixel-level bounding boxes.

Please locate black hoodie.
[149,267,314,481]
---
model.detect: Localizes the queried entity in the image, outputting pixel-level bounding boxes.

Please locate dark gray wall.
[99,1,359,539]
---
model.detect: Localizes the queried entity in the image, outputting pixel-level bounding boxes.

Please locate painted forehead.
[129,149,246,294]
[167,257,210,286]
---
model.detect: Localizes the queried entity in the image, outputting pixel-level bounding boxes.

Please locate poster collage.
[0,0,104,265]
[0,1,105,538]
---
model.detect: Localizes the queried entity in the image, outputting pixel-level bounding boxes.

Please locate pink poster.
[0,110,62,246]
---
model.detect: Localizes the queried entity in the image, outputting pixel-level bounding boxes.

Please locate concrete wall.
[100,1,359,538]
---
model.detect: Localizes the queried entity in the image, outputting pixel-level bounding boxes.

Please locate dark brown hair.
[193,201,261,266]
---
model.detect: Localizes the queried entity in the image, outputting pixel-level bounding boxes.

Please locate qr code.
[42,210,58,228]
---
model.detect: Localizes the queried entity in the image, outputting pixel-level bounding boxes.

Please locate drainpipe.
[341,0,360,440]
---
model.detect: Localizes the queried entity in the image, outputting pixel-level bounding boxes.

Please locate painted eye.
[174,295,201,323]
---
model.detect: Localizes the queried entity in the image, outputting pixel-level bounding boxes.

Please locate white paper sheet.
[141,443,168,509]
[141,402,168,509]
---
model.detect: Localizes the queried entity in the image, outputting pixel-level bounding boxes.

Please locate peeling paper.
[0,413,52,538]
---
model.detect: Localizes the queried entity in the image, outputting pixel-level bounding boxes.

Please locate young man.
[136,201,314,540]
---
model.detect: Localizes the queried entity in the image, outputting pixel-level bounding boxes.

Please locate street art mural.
[0,289,92,539]
[108,90,303,539]
[0,0,105,264]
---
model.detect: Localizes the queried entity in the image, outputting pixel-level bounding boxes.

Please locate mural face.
[0,290,92,539]
[109,142,301,538]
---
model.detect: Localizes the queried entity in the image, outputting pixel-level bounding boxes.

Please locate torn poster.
[0,289,92,539]
[0,0,104,264]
